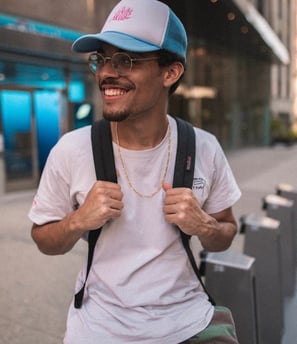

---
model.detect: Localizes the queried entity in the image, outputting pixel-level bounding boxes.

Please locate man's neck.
[111,115,169,150]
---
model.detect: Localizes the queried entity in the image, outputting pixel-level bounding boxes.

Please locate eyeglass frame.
[88,52,160,76]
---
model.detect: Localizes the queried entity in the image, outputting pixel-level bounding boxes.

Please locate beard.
[103,110,130,122]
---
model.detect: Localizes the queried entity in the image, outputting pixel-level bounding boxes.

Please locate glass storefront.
[1,90,34,182]
[164,0,289,149]
[0,60,89,192]
[169,42,272,149]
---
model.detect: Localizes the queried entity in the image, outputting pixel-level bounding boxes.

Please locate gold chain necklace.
[115,122,171,198]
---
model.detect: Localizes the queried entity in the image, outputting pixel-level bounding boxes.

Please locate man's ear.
[163,62,185,88]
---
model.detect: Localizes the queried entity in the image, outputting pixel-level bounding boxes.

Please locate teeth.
[104,88,126,96]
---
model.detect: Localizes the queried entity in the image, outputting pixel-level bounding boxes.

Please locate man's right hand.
[73,181,124,231]
[31,181,123,255]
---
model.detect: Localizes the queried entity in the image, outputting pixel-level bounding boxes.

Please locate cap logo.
[112,6,133,21]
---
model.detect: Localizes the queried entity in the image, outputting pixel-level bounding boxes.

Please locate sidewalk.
[0,188,88,344]
[0,144,297,343]
[228,144,297,344]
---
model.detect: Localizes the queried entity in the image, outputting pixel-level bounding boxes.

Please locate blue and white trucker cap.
[72,0,187,60]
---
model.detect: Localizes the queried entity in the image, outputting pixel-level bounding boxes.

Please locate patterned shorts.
[180,306,239,344]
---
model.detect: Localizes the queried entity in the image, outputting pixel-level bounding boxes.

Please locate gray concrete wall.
[0,0,118,32]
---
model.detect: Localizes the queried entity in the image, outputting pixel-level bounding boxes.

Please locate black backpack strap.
[74,119,117,309]
[173,116,216,306]
[91,119,117,183]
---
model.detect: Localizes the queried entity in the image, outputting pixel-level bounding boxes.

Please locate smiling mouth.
[103,88,128,97]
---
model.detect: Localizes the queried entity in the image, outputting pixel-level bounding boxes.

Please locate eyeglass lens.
[88,53,132,75]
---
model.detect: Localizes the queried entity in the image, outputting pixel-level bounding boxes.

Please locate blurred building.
[0,0,295,192]
[252,0,297,143]
[0,0,118,192]
[165,0,294,148]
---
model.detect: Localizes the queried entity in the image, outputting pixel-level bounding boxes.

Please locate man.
[29,0,241,343]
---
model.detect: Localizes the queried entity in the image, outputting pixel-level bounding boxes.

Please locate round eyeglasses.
[88,52,160,76]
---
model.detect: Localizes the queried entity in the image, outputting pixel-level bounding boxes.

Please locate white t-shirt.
[29,115,241,344]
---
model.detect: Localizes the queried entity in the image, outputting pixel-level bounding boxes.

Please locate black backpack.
[74,116,215,309]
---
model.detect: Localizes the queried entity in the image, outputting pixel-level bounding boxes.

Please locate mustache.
[99,78,134,89]
[99,77,135,91]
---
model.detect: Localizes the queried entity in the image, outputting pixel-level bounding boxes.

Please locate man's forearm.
[196,215,237,252]
[31,211,85,255]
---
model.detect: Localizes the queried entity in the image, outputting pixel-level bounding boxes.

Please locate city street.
[1,144,297,343]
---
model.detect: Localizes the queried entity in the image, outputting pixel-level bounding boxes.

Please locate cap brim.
[72,31,160,53]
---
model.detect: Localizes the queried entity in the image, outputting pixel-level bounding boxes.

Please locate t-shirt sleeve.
[28,142,74,225]
[203,139,241,214]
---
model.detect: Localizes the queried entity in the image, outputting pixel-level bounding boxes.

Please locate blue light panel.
[0,12,84,41]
